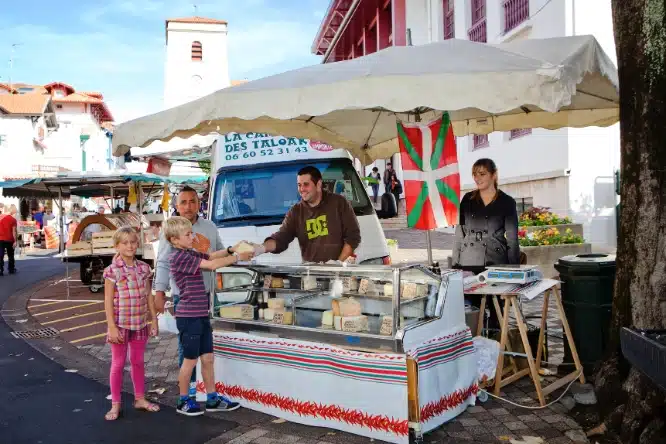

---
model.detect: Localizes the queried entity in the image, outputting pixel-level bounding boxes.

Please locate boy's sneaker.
[176,398,204,417]
[206,395,240,412]
[188,382,197,399]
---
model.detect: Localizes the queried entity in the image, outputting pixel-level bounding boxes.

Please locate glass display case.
[211,263,449,352]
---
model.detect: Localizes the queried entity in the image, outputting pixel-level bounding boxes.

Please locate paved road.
[0,255,235,444]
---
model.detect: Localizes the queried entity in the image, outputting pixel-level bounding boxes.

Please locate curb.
[1,274,180,405]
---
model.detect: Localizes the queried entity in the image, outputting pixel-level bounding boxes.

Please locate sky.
[0,0,329,123]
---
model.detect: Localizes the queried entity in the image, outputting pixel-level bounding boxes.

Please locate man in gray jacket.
[154,186,231,397]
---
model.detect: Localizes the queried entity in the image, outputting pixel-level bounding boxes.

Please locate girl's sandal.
[105,406,122,421]
[134,399,160,412]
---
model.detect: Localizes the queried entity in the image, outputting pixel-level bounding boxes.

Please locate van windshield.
[212,158,375,227]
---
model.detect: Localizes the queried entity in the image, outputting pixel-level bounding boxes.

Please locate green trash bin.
[554,253,616,376]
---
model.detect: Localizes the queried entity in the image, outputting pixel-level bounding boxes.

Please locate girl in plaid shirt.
[103,227,159,421]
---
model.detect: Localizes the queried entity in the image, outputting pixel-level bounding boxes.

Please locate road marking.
[27,300,68,308]
[42,310,106,325]
[31,298,104,303]
[31,302,100,317]
[59,320,107,332]
[70,333,107,344]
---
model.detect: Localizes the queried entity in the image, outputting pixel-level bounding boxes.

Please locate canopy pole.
[137,183,145,255]
[58,188,64,254]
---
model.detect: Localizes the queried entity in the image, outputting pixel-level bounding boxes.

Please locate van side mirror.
[376,192,397,219]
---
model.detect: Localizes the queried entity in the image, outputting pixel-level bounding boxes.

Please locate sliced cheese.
[219,304,254,320]
[343,277,358,292]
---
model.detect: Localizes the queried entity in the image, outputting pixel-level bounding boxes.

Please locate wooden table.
[491,284,585,406]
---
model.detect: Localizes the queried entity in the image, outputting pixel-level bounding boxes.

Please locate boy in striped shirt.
[164,216,254,416]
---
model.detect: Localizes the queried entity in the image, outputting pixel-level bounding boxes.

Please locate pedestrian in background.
[0,206,17,276]
[103,227,160,421]
[383,162,394,193]
[368,167,381,203]
[389,174,403,214]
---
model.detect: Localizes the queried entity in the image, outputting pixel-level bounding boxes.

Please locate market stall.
[110,35,620,442]
[205,263,477,443]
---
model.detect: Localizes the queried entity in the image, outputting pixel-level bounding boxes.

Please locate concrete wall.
[164,21,230,109]
[0,116,44,177]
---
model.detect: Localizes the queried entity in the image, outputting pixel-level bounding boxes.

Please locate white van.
[209,133,392,298]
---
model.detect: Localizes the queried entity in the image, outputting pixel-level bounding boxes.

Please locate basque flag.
[397,112,460,230]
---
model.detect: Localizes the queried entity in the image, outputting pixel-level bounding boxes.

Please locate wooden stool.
[493,286,585,406]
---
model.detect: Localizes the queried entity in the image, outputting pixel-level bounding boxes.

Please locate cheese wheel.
[267,298,285,309]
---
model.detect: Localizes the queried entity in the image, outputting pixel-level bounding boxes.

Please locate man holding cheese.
[254,166,361,263]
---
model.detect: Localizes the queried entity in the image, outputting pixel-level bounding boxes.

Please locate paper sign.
[464,278,560,301]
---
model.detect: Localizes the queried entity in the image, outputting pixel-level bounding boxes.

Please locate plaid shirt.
[103,256,153,334]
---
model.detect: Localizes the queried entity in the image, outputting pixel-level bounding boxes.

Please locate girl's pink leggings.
[110,338,147,403]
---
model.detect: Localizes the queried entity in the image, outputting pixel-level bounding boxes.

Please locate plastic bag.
[157,311,178,334]
[474,336,500,382]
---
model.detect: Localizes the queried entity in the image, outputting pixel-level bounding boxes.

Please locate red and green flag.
[397,112,460,230]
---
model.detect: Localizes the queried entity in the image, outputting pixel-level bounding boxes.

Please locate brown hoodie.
[267,192,361,262]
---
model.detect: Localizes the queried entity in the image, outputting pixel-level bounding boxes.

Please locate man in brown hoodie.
[254,166,361,263]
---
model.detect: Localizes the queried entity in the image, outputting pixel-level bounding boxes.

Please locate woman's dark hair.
[372,167,379,172]
[472,158,499,200]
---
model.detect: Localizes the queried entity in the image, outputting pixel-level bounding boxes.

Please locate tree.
[595,1,666,443]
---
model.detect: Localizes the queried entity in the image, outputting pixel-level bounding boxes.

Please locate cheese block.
[379,315,405,336]
[267,298,285,309]
[358,278,370,294]
[338,298,362,317]
[334,315,369,332]
[416,283,429,297]
[342,277,358,292]
[263,308,276,321]
[219,304,254,320]
[402,282,418,299]
[270,277,284,288]
[383,283,393,297]
[321,310,334,328]
[302,276,318,290]
[272,310,293,325]
[263,275,273,289]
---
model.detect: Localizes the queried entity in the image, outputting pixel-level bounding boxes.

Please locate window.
[191,41,203,61]
[18,87,34,94]
[472,134,489,149]
[503,0,529,33]
[515,197,534,215]
[443,0,455,40]
[56,104,63,109]
[510,128,532,139]
[468,0,487,42]
[212,159,374,227]
[54,89,65,98]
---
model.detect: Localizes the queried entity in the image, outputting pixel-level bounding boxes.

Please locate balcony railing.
[503,0,529,33]
[510,128,532,139]
[444,9,455,39]
[468,19,487,43]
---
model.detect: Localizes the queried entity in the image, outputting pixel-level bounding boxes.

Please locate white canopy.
[112,35,618,164]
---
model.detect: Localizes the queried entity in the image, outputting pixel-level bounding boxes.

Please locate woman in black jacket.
[452,158,520,274]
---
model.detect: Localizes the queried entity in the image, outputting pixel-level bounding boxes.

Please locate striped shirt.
[169,248,210,318]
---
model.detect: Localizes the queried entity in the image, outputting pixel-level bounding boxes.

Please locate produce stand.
[200,263,477,444]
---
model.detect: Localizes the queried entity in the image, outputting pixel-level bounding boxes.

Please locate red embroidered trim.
[215,335,405,361]
[420,383,479,422]
[196,381,409,436]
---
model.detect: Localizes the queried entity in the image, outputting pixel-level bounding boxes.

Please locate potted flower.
[519,227,591,277]
[519,207,584,238]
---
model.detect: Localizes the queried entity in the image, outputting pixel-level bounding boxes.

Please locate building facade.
[0,86,58,179]
[312,0,619,248]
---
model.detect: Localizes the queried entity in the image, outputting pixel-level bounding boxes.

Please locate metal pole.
[58,188,64,253]
[137,183,144,255]
[413,111,434,265]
